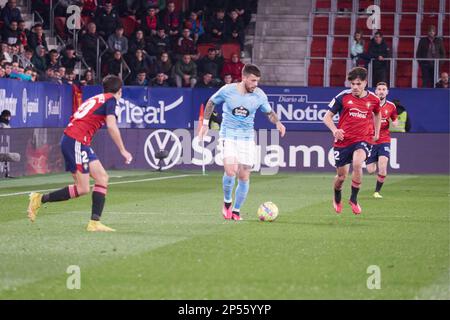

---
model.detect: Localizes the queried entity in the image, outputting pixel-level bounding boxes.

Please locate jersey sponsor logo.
[232,106,250,118]
[144,130,183,170]
[349,108,369,119]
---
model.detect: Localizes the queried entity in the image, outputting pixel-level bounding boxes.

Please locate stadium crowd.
[0,0,255,87]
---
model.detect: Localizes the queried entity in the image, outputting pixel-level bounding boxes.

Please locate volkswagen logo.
[144,130,182,170]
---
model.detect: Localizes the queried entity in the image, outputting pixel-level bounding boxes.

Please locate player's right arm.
[323,96,345,141]
[106,115,133,164]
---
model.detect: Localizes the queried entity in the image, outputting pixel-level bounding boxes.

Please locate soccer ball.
[257,202,279,222]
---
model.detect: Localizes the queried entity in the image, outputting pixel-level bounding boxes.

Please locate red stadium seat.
[221,43,240,60]
[313,16,329,35]
[447,0,450,13]
[423,0,440,13]
[197,43,215,57]
[308,59,325,86]
[379,0,396,12]
[334,16,351,35]
[397,38,415,58]
[54,17,67,39]
[315,0,331,10]
[396,60,413,87]
[358,0,376,12]
[120,16,138,38]
[310,36,327,57]
[440,61,450,75]
[443,15,450,36]
[332,37,349,57]
[421,15,439,35]
[355,15,370,33]
[379,14,395,36]
[399,14,417,35]
[401,0,418,12]
[330,60,347,86]
[81,15,93,28]
[337,0,352,11]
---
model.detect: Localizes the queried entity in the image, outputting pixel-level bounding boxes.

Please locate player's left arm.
[265,110,286,137]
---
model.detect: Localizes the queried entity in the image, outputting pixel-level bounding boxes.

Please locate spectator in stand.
[31,45,47,74]
[174,53,197,87]
[60,45,79,70]
[128,48,151,81]
[0,66,5,78]
[108,26,129,55]
[2,62,13,78]
[221,52,244,82]
[435,72,449,88]
[31,0,50,29]
[129,29,148,54]
[80,22,106,70]
[0,0,22,27]
[139,0,164,14]
[185,11,205,44]
[207,8,226,43]
[95,1,120,39]
[368,31,390,86]
[197,47,223,84]
[160,1,181,43]
[195,72,215,88]
[81,0,98,17]
[58,66,66,80]
[17,20,29,47]
[63,69,79,85]
[228,0,252,27]
[151,71,170,87]
[176,28,198,59]
[2,20,19,45]
[141,6,159,37]
[416,25,446,88]
[20,47,34,69]
[107,50,125,76]
[225,9,245,51]
[27,23,48,51]
[10,43,21,63]
[150,26,172,57]
[155,51,173,80]
[130,69,149,86]
[46,49,60,69]
[80,69,95,85]
[223,73,233,84]
[117,0,140,17]
[350,30,370,67]
[0,43,13,62]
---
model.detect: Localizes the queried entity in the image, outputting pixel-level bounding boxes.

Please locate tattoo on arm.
[204,100,215,121]
[266,111,280,124]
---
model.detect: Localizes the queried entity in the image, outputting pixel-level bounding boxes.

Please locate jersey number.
[334,151,340,161]
[73,99,97,119]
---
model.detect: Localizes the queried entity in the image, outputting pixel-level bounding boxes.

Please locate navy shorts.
[61,134,98,173]
[333,141,372,168]
[366,143,391,165]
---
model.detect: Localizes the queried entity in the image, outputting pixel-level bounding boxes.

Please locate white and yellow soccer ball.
[257,202,279,222]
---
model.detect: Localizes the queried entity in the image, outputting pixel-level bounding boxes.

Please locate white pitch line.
[0,174,192,198]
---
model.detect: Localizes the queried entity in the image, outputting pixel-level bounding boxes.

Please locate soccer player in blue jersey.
[198,64,286,221]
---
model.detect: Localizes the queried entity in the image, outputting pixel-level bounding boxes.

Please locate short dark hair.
[242,64,261,77]
[347,67,367,81]
[376,81,388,88]
[374,31,383,37]
[103,75,123,94]
[1,110,11,118]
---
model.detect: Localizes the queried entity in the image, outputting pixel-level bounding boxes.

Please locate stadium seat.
[81,15,93,28]
[439,61,450,75]
[358,0,375,12]
[337,0,352,12]
[313,15,329,35]
[315,0,331,11]
[310,36,327,57]
[55,17,67,39]
[380,14,395,36]
[443,15,449,36]
[444,38,450,53]
[397,38,415,58]
[399,14,417,35]
[420,15,439,35]
[334,16,351,35]
[308,59,325,86]
[423,0,440,13]
[401,0,418,12]
[120,16,138,38]
[355,14,369,32]
[395,60,413,87]
[332,37,349,57]
[447,0,450,13]
[221,43,240,60]
[380,0,396,12]
[197,43,215,57]
[330,60,347,86]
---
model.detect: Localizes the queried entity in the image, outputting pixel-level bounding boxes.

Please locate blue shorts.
[366,143,391,165]
[333,141,372,168]
[61,134,98,174]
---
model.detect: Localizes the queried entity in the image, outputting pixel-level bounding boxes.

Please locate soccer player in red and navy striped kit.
[27,75,133,231]
[323,67,381,214]
[366,82,398,199]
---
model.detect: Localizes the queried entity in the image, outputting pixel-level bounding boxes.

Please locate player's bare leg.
[333,164,349,214]
[373,156,388,198]
[86,160,115,232]
[366,163,377,175]
[222,157,238,220]
[27,171,90,222]
[231,164,251,221]
[349,149,366,214]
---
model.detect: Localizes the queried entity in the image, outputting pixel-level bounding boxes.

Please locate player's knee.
[95,172,109,186]
[224,168,237,177]
[76,185,90,196]
[337,174,347,182]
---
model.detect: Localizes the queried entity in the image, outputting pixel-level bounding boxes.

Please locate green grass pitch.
[0,170,448,299]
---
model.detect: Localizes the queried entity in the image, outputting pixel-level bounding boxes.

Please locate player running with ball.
[27,75,133,231]
[366,82,399,198]
[198,64,286,221]
[323,67,381,214]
